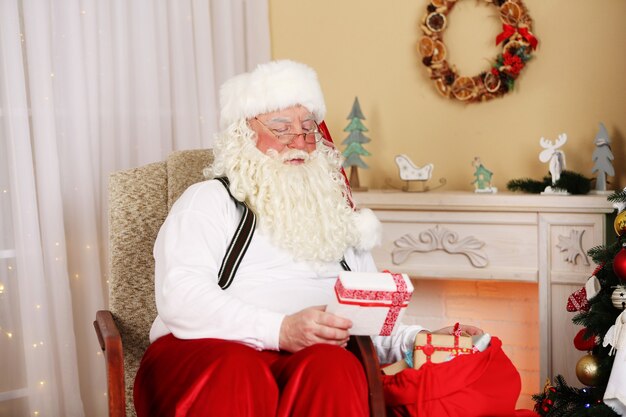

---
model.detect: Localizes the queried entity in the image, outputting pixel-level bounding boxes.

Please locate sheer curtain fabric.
[0,1,270,416]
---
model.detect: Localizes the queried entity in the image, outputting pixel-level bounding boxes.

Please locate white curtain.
[0,0,270,416]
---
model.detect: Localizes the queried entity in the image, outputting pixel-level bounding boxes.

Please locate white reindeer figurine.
[539,133,568,194]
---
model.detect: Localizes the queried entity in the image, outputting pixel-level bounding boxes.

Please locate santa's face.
[208,116,359,264]
[249,105,318,164]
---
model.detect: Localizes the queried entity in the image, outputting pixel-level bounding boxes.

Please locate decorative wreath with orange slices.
[418,0,538,102]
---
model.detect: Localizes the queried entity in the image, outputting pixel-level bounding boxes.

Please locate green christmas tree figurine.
[342,97,371,191]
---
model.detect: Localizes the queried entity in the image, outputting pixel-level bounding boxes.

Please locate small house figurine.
[471,157,497,193]
[591,122,614,194]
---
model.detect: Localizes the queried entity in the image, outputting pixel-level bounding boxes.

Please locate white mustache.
[279,149,311,162]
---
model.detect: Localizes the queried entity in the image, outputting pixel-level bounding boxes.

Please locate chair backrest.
[108,149,214,417]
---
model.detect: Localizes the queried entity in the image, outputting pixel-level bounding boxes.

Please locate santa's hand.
[279,306,352,353]
[432,324,484,336]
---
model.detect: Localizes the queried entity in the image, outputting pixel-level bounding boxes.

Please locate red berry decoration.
[614,247,626,282]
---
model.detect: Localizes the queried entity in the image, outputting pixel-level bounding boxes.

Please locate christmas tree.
[533,188,626,416]
[342,97,371,190]
[591,123,615,193]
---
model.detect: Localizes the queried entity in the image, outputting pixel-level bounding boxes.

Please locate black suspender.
[214,176,351,288]
[340,258,351,272]
[215,177,256,289]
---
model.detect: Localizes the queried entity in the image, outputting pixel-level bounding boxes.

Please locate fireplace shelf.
[353,190,615,388]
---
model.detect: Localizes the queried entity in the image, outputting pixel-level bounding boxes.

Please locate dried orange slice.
[431,0,447,7]
[426,12,447,32]
[435,79,450,97]
[452,76,476,100]
[431,40,447,63]
[500,1,522,26]
[484,72,501,93]
[418,36,434,57]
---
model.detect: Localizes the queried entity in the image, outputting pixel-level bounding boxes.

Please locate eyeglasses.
[253,117,324,146]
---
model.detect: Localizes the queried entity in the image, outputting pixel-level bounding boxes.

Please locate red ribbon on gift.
[495,24,538,50]
[414,332,474,363]
[381,273,408,336]
[334,272,410,336]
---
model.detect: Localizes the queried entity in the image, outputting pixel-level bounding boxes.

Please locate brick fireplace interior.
[403,278,539,410]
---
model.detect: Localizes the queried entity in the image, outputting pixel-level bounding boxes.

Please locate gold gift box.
[413,332,473,369]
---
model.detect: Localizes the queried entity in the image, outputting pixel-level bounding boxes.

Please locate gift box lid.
[335,271,414,306]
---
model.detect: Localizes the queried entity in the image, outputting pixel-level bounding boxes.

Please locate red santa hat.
[218,60,381,251]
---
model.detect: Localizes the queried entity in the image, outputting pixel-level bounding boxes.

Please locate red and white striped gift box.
[327,271,414,336]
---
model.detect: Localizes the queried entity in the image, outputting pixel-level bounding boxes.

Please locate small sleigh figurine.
[386,154,446,192]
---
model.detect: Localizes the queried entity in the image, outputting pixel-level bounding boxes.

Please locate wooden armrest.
[94,310,127,417]
[348,335,386,417]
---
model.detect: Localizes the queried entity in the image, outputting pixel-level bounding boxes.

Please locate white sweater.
[150,179,423,363]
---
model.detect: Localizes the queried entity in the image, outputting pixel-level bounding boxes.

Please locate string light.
[0,283,4,294]
[33,411,39,416]
[0,325,13,338]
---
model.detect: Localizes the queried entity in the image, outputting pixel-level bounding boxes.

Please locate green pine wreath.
[418,0,538,102]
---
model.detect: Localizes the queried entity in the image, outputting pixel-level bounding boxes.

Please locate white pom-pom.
[353,208,382,251]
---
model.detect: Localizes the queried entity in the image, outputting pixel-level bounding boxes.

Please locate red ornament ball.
[614,247,626,282]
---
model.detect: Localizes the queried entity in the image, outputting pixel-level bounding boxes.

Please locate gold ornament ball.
[615,211,626,237]
[576,353,600,386]
[612,286,626,310]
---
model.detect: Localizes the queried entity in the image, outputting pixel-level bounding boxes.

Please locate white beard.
[208,120,359,264]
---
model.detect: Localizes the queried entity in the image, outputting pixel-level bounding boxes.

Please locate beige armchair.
[94,149,386,417]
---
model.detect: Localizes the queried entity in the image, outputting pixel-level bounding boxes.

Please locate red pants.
[134,334,369,417]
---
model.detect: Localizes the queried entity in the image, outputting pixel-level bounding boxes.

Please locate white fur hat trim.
[353,208,382,251]
[219,60,326,129]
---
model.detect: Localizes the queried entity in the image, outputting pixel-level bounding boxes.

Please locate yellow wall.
[269,0,625,192]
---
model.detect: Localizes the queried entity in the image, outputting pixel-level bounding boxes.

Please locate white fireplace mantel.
[353,190,615,387]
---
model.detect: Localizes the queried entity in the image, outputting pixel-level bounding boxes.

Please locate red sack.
[381,337,538,417]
